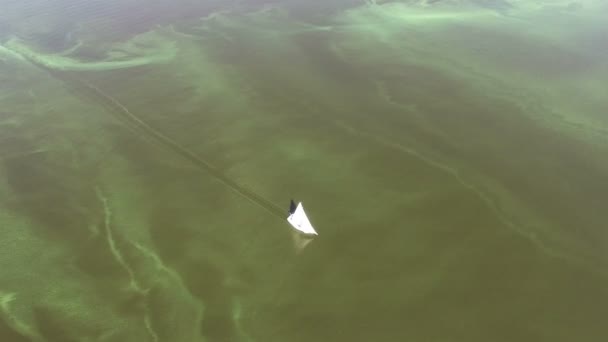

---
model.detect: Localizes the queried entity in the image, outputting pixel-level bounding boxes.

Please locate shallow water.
[1,1,607,341]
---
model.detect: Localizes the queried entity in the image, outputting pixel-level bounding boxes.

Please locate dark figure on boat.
[289,199,297,215]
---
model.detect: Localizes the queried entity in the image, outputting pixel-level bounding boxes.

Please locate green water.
[1,0,607,341]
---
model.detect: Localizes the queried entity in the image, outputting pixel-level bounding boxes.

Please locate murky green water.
[1,1,607,341]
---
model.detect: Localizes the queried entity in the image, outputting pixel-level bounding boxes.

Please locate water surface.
[1,0,607,341]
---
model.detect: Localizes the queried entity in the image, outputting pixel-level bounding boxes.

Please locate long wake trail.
[23,58,286,220]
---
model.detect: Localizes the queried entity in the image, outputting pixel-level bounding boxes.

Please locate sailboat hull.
[286,202,318,235]
[287,215,318,236]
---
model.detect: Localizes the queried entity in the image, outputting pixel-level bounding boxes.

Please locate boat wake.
[10,47,287,221]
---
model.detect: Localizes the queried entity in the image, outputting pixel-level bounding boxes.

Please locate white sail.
[287,202,318,235]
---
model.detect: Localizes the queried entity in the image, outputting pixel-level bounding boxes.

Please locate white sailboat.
[287,200,318,236]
